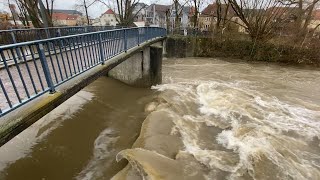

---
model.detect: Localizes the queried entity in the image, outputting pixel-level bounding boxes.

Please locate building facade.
[52,9,82,26]
[94,9,118,26]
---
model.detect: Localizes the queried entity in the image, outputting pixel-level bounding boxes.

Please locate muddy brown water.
[0,77,154,180]
[1,57,320,180]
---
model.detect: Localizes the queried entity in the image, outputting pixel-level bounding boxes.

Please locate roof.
[135,2,148,7]
[51,9,82,16]
[266,7,299,15]
[52,13,68,20]
[103,9,115,15]
[150,4,170,12]
[201,3,235,16]
[52,13,79,20]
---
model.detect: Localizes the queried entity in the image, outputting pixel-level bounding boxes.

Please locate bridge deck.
[0,27,166,117]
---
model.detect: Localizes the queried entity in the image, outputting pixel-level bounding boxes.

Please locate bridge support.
[108,44,163,87]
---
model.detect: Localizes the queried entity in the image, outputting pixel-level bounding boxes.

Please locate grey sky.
[0,0,175,18]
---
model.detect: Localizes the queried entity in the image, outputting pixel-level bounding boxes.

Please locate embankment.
[166,35,320,66]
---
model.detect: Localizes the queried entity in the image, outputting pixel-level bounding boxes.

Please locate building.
[169,4,193,31]
[309,9,320,32]
[199,3,246,33]
[133,3,148,22]
[146,4,169,28]
[52,9,82,16]
[52,9,83,26]
[95,9,118,26]
[0,12,9,22]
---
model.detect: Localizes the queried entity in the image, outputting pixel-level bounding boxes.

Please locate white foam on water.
[0,91,94,173]
[76,128,119,180]
[153,80,320,179]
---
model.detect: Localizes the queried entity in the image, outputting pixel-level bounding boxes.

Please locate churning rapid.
[113,58,320,180]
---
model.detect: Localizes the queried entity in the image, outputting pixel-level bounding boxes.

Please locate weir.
[0,27,166,146]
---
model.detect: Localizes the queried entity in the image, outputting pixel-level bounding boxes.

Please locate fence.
[0,26,122,45]
[0,27,166,117]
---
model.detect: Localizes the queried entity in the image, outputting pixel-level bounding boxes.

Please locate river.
[1,57,320,180]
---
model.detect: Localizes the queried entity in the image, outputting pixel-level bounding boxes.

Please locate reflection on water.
[0,77,153,180]
[114,58,320,180]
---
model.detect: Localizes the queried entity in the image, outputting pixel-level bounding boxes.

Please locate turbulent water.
[113,58,320,180]
[1,57,320,180]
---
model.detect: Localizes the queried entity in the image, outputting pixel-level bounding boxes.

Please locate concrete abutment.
[108,44,163,87]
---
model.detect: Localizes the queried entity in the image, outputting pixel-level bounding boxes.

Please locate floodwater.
[0,77,153,179]
[1,57,320,180]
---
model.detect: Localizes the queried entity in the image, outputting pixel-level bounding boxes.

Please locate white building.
[133,3,148,22]
[145,4,169,28]
[95,9,118,26]
[169,5,192,31]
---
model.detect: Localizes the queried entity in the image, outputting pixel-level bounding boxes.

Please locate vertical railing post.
[123,29,127,52]
[137,28,140,46]
[37,43,56,93]
[99,33,105,65]
[45,28,54,50]
[10,28,22,61]
[45,28,50,39]
[57,28,61,37]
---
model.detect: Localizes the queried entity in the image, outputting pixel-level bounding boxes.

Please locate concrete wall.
[108,45,163,87]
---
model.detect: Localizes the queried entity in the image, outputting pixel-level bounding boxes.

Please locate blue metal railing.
[0,26,123,45]
[0,26,125,62]
[0,27,166,117]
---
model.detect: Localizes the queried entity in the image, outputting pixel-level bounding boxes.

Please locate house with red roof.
[52,9,83,26]
[95,9,118,26]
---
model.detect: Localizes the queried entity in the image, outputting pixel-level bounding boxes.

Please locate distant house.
[95,9,118,26]
[52,9,83,26]
[146,4,170,28]
[0,12,9,22]
[169,4,193,31]
[133,3,148,22]
[199,3,245,33]
[309,9,320,32]
[52,9,82,16]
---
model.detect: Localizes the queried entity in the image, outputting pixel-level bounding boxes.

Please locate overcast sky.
[0,0,181,18]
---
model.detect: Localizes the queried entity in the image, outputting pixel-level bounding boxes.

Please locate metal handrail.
[0,27,166,117]
[0,26,124,45]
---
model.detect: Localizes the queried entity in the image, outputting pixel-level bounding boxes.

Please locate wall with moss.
[166,36,320,66]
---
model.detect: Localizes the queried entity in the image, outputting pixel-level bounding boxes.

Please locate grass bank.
[166,35,320,66]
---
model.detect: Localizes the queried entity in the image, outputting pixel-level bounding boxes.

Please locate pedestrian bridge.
[0,27,166,146]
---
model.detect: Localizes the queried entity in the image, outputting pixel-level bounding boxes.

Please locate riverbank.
[166,36,320,66]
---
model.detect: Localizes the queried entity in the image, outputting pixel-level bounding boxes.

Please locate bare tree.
[227,0,296,42]
[76,0,99,25]
[15,0,54,28]
[172,0,189,33]
[189,0,202,28]
[97,0,146,26]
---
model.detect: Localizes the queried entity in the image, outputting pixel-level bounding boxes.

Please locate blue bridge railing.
[0,27,166,117]
[0,26,123,45]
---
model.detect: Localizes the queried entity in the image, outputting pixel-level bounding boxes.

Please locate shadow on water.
[0,77,154,180]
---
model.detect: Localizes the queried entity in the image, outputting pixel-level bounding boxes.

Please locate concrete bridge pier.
[108,42,163,88]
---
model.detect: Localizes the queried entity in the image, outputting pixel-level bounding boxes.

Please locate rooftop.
[103,9,115,15]
[51,9,82,16]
